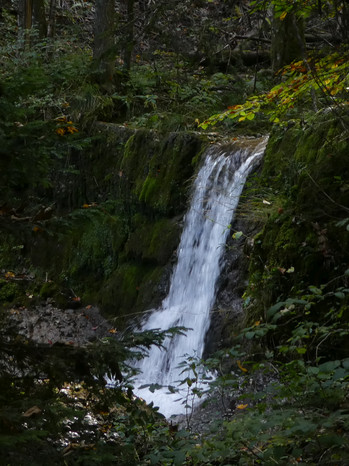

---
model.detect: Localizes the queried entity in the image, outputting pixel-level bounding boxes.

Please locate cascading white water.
[134,137,268,417]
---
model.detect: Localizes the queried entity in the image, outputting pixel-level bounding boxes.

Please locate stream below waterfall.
[133,137,268,418]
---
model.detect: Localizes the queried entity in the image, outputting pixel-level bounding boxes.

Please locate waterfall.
[133,137,268,417]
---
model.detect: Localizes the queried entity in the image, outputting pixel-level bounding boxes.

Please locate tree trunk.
[18,0,33,30]
[123,0,135,75]
[271,11,305,72]
[24,0,33,29]
[335,0,349,43]
[47,0,56,39]
[33,0,47,39]
[17,0,33,48]
[93,0,116,91]
[18,0,47,46]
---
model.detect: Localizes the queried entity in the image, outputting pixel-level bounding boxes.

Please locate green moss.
[139,176,160,204]
[249,212,327,311]
[63,209,128,282]
[0,233,25,271]
[39,281,59,299]
[82,124,133,203]
[0,280,19,304]
[136,266,164,308]
[0,126,205,320]
[120,130,203,214]
[101,263,151,315]
[245,115,349,323]
[147,218,180,263]
[0,278,31,307]
[126,216,180,265]
[261,117,349,214]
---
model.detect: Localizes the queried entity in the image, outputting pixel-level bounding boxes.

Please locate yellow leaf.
[5,271,15,279]
[236,403,248,410]
[237,360,248,373]
[238,116,246,122]
[280,11,287,20]
[67,126,78,134]
[254,320,261,327]
[56,127,65,136]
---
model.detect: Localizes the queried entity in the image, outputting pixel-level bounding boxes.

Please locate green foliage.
[127,116,349,465]
[1,2,349,464]
[113,61,242,130]
[66,206,127,280]
[0,325,189,465]
[153,277,349,465]
[0,234,25,271]
[0,32,94,204]
[252,0,345,20]
[0,279,20,304]
[200,51,349,129]
[120,130,201,215]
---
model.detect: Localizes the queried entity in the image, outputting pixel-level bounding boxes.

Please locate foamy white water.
[133,137,268,417]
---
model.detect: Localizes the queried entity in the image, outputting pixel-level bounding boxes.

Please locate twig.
[305,170,349,214]
[233,34,271,44]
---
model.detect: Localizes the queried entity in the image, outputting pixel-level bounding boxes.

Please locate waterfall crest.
[134,137,268,417]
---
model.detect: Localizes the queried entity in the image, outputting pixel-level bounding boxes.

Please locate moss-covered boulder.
[4,126,205,322]
[246,115,349,322]
[120,130,203,215]
[100,262,165,318]
[0,121,207,323]
[125,214,181,265]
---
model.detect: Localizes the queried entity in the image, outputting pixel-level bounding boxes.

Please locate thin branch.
[233,34,271,44]
[305,171,349,214]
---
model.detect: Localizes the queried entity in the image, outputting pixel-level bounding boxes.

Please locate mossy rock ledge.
[95,128,203,319]
[244,115,349,327]
[0,125,205,325]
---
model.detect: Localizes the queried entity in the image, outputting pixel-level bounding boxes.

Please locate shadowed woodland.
[1,1,349,464]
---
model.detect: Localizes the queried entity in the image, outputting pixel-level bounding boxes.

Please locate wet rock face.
[203,185,262,357]
[5,303,112,346]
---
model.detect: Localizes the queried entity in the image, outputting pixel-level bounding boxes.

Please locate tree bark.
[123,0,135,75]
[24,0,33,29]
[271,11,305,72]
[33,0,47,39]
[17,0,33,48]
[18,0,33,29]
[335,0,349,43]
[47,0,56,39]
[93,0,116,91]
[18,0,47,46]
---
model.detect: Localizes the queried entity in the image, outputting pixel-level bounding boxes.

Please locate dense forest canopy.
[0,0,349,464]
